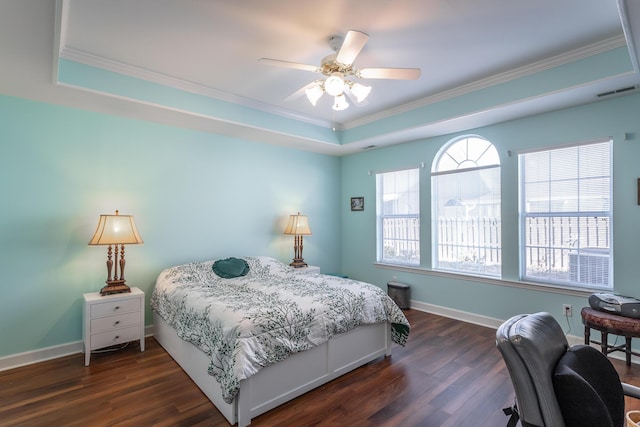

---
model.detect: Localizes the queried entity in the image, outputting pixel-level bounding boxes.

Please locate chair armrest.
[623,382,640,399]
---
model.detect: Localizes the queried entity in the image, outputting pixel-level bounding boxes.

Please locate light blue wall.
[0,95,341,358]
[341,92,640,333]
[3,90,640,360]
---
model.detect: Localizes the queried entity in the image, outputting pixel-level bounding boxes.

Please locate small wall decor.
[351,197,364,211]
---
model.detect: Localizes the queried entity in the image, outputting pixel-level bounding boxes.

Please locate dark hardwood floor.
[2,309,640,426]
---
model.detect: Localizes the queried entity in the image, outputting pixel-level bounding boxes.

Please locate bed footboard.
[154,312,393,426]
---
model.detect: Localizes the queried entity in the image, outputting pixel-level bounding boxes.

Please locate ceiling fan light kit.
[304,82,324,106]
[349,82,372,103]
[332,94,349,111]
[259,30,420,112]
[324,72,346,96]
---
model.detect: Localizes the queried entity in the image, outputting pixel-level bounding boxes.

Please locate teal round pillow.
[212,257,250,279]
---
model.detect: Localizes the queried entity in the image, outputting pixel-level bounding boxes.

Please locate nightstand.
[83,287,145,366]
[294,265,320,274]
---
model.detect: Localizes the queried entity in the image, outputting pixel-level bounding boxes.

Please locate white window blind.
[376,168,420,266]
[519,138,613,288]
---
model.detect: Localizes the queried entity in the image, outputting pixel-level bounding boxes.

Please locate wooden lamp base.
[289,259,308,268]
[289,235,308,268]
[100,280,131,296]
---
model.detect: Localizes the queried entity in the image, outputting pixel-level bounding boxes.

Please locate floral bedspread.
[151,256,410,403]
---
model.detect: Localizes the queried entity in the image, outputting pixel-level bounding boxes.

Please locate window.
[519,138,612,289]
[431,136,501,277]
[376,168,420,265]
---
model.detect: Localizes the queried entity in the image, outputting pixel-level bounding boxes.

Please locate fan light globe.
[332,94,349,111]
[324,72,345,96]
[305,83,324,106]
[350,83,371,103]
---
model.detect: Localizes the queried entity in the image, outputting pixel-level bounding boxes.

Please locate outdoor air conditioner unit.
[569,249,610,286]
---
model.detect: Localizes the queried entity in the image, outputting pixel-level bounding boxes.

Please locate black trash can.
[387,281,411,309]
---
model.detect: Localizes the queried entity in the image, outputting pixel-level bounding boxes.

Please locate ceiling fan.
[259,30,421,111]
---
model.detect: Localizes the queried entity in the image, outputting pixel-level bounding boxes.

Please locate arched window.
[431,136,501,277]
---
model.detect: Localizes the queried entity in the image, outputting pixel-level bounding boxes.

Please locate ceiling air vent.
[596,86,637,98]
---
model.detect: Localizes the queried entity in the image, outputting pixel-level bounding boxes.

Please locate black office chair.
[496,312,640,427]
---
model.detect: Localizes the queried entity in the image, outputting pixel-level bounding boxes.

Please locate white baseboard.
[409,300,637,365]
[0,325,155,372]
[0,341,84,372]
[2,306,636,371]
[410,300,505,330]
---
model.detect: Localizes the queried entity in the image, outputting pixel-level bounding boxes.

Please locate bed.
[151,256,410,426]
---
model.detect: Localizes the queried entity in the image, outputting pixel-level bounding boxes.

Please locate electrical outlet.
[563,304,572,317]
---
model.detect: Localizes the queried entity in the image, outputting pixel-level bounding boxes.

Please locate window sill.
[373,262,608,297]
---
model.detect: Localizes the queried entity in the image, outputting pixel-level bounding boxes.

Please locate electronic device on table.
[589,293,640,319]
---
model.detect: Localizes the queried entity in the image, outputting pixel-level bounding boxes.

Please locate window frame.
[518,138,613,290]
[431,135,502,278]
[375,167,420,267]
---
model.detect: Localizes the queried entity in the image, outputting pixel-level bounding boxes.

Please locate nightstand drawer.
[90,325,141,350]
[90,312,141,333]
[90,297,140,318]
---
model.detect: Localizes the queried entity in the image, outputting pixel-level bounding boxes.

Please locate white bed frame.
[154,312,393,427]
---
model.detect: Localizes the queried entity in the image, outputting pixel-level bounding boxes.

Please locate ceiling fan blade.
[336,30,369,66]
[258,58,319,73]
[358,67,421,80]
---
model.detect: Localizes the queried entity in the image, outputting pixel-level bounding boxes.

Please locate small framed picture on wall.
[351,197,364,211]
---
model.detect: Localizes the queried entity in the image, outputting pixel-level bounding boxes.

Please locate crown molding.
[342,35,628,130]
[57,34,626,136]
[58,47,333,129]
[618,0,640,72]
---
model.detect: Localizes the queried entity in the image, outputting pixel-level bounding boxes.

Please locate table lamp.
[283,212,312,267]
[89,210,143,295]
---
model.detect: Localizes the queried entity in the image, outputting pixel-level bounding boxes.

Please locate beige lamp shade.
[283,213,312,236]
[89,210,144,245]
